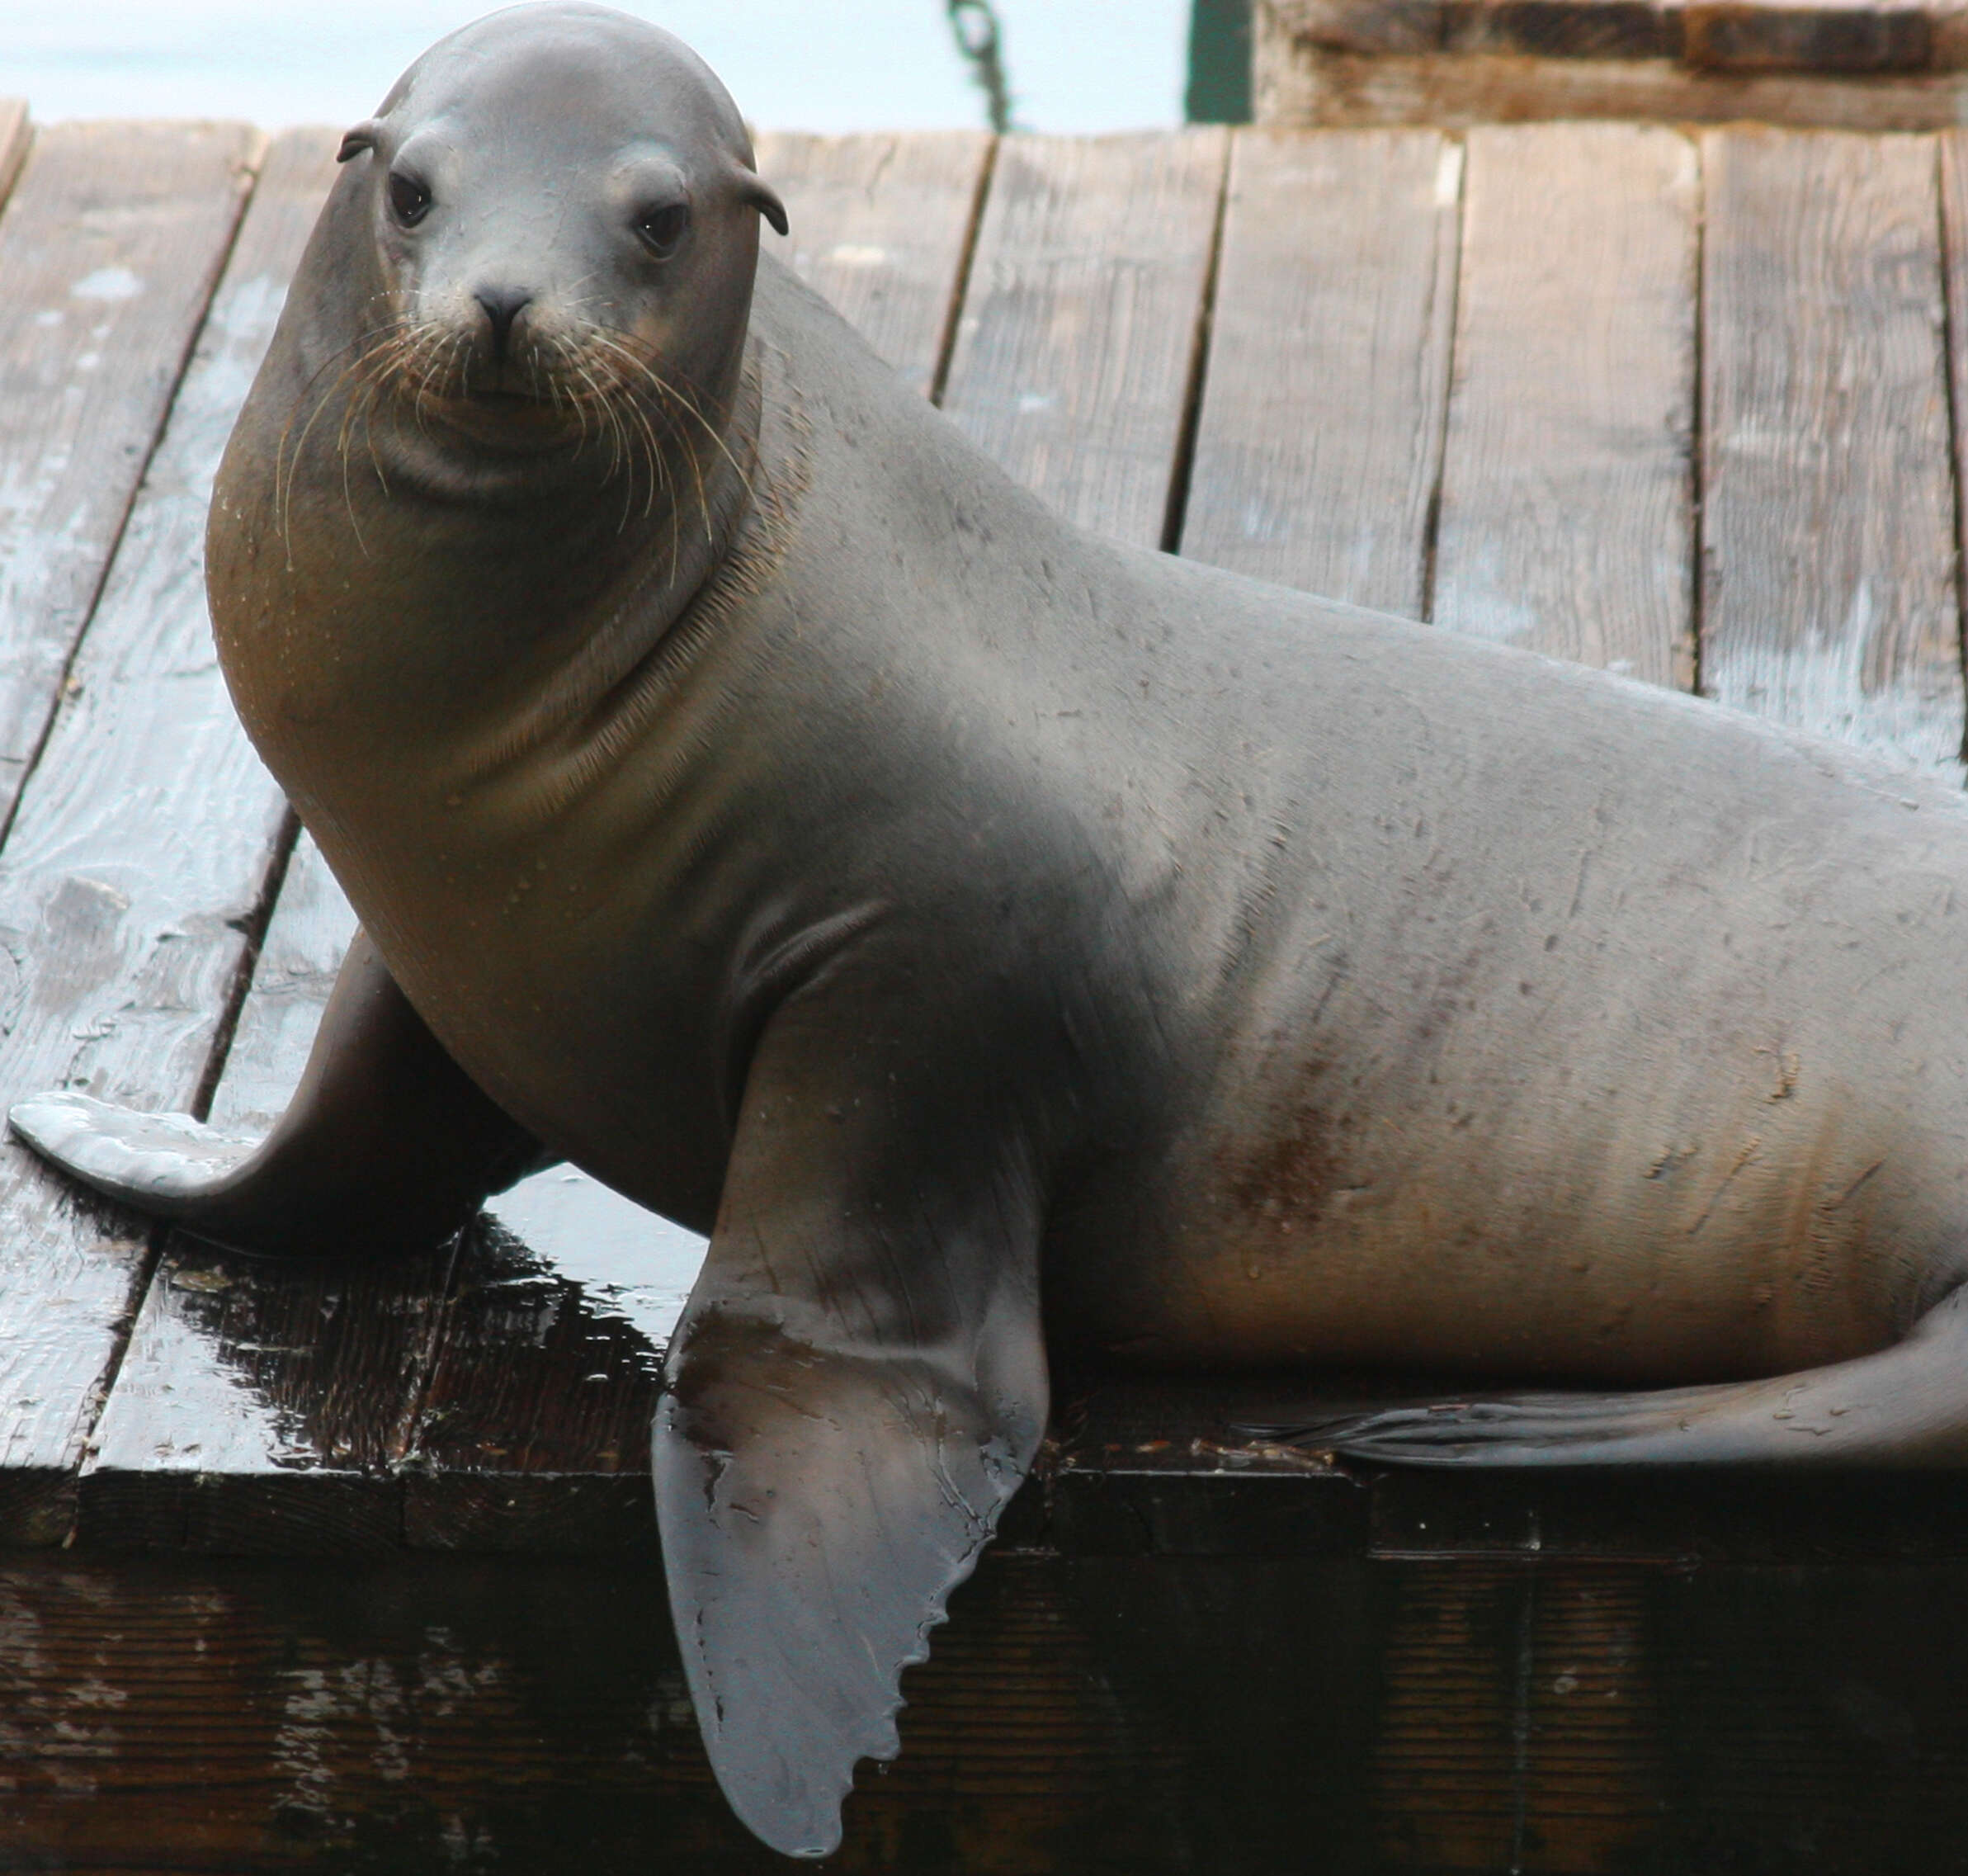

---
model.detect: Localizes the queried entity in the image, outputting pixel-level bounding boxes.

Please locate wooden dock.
[7,113,1968,1871]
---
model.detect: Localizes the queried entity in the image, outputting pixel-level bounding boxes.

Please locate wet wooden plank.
[400,1225,668,1552]
[0,130,326,1545]
[753,130,992,400]
[174,836,694,1554]
[0,122,258,831]
[939,130,1229,546]
[1700,128,1961,773]
[1178,128,1459,617]
[79,837,452,1555]
[0,102,30,209]
[1432,123,1698,684]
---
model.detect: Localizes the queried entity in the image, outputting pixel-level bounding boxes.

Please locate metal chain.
[945,0,1016,135]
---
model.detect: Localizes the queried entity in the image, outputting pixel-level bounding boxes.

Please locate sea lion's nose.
[474,286,533,359]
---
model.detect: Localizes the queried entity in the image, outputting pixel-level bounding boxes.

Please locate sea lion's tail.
[1249,1284,1968,1468]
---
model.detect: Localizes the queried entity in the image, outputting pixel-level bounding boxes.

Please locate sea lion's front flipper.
[1257,1285,1968,1467]
[10,930,544,1255]
[654,1027,1050,1859]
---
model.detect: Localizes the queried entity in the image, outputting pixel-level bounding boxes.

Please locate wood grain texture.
[78,829,441,1553]
[1179,128,1458,616]
[753,130,992,400]
[184,835,696,1553]
[10,1554,1968,1871]
[1432,123,1697,684]
[1701,128,1961,773]
[0,131,333,1540]
[0,102,30,210]
[1254,39,1968,129]
[939,130,1229,547]
[1265,0,1966,71]
[0,121,257,831]
[1684,0,1933,73]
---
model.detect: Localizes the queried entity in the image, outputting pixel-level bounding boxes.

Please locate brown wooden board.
[1254,43,1968,130]
[939,130,1229,547]
[1432,122,1698,684]
[1178,128,1459,617]
[753,130,993,401]
[0,130,324,1547]
[1700,127,1962,773]
[12,1552,1968,1871]
[1265,0,1961,71]
[0,102,30,209]
[1683,0,1933,73]
[0,121,257,833]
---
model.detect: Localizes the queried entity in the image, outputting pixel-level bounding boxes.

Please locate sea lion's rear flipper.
[9,930,544,1255]
[654,1025,1049,1859]
[1259,1285,1968,1468]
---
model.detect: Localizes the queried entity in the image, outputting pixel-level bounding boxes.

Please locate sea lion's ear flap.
[651,1077,1047,1856]
[337,121,381,163]
[746,177,790,237]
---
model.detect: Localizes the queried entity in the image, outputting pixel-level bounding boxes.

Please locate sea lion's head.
[324,2,786,490]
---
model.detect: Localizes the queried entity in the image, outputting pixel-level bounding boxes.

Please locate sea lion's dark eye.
[638,201,690,259]
[388,171,432,227]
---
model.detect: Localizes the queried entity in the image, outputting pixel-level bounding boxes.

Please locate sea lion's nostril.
[474,286,533,359]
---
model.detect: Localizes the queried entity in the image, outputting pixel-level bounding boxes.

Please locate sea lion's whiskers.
[276,322,415,559]
[587,334,756,512]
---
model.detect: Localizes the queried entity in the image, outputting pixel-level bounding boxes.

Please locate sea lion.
[17,0,1968,1858]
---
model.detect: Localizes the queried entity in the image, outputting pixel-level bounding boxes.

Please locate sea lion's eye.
[638,201,690,259]
[388,171,432,228]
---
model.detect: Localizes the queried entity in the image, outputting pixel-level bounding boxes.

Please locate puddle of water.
[484,1164,704,1349]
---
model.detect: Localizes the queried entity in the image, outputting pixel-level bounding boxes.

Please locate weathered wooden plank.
[1254,42,1968,130]
[1263,0,1964,73]
[164,834,696,1553]
[400,1223,668,1552]
[79,839,450,1555]
[0,131,325,1543]
[939,130,1229,547]
[1684,0,1933,73]
[10,1553,1968,1870]
[1179,128,1458,616]
[1700,128,1961,773]
[0,102,30,210]
[1268,0,1680,59]
[753,130,993,401]
[1432,123,1697,684]
[0,122,258,834]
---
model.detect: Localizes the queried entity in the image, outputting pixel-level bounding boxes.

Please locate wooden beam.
[1180,127,1459,617]
[1253,43,1968,130]
[0,130,327,1546]
[1700,128,1961,773]
[940,130,1229,548]
[1432,123,1697,685]
[754,130,993,402]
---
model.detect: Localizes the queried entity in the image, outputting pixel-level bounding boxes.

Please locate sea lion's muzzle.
[473,285,533,363]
